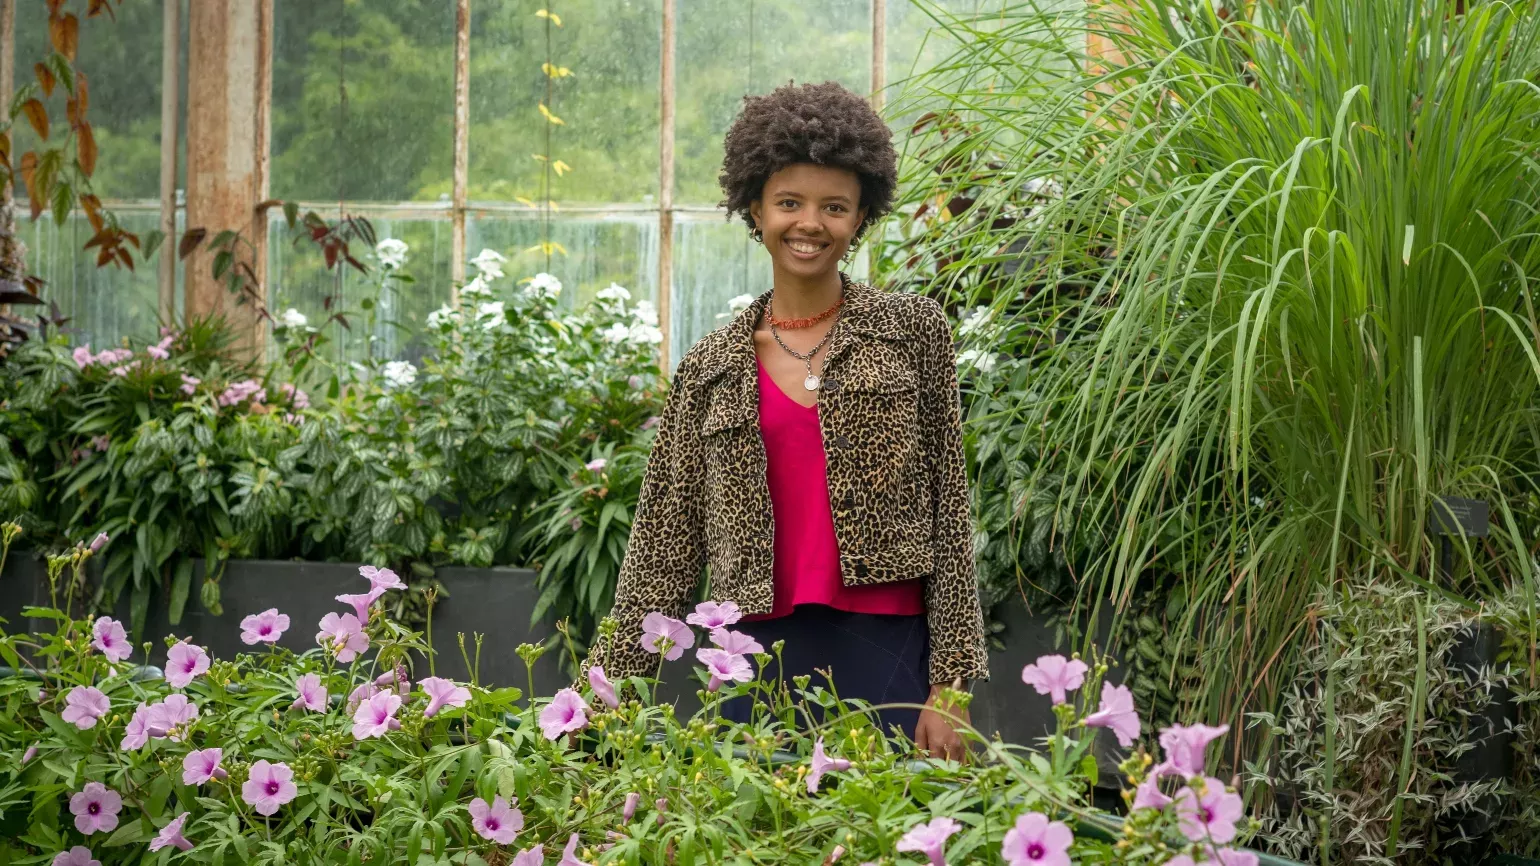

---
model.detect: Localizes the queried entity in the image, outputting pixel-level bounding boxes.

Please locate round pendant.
[803,374,822,392]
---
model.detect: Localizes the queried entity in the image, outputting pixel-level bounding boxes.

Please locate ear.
[855,204,869,230]
[748,199,762,230]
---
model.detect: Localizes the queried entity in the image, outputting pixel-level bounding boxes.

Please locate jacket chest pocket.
[698,376,766,535]
[825,344,923,497]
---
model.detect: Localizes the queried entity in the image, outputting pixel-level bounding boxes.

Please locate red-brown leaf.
[77,122,96,177]
[55,14,79,62]
[77,73,89,114]
[179,228,208,260]
[96,245,113,267]
[116,246,133,270]
[66,97,79,129]
[34,63,55,98]
[21,100,48,141]
[0,133,11,169]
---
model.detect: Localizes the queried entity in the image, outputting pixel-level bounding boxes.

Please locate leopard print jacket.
[580,273,990,686]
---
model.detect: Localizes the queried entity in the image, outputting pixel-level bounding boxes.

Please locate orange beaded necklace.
[765,295,844,330]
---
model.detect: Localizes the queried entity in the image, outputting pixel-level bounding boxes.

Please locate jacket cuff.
[928,642,991,685]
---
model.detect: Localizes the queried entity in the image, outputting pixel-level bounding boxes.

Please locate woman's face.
[749,163,868,278]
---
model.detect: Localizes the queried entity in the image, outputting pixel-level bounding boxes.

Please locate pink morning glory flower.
[60,686,110,729]
[1158,723,1230,778]
[540,688,590,741]
[347,681,382,714]
[686,601,741,630]
[587,665,619,710]
[180,374,201,395]
[120,703,154,750]
[1133,774,1173,811]
[241,760,298,816]
[511,848,545,866]
[622,792,641,823]
[87,532,109,552]
[69,782,122,835]
[21,743,37,764]
[165,642,211,689]
[376,664,411,695]
[807,736,851,794]
[352,691,403,740]
[52,847,100,866]
[710,628,764,656]
[559,833,592,866]
[292,673,328,712]
[240,608,290,645]
[697,648,753,692]
[149,811,194,852]
[896,816,962,866]
[149,693,199,740]
[91,617,131,662]
[360,565,406,593]
[182,748,227,785]
[316,612,370,663]
[1174,777,1245,844]
[1084,681,1141,747]
[1020,654,1088,706]
[1001,812,1074,866]
[419,676,471,718]
[1167,848,1259,866]
[469,795,524,844]
[639,612,694,661]
[336,588,385,622]
[655,798,668,825]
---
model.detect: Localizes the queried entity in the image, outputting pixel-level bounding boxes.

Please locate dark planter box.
[0,555,1076,748]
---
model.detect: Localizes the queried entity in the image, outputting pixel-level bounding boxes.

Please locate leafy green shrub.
[1248,582,1539,865]
[0,525,1269,866]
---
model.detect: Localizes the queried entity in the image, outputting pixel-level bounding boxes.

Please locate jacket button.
[835,434,853,449]
[854,559,870,578]
[841,492,855,510]
[822,378,839,393]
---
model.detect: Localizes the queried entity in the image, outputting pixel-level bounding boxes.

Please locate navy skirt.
[719,604,931,739]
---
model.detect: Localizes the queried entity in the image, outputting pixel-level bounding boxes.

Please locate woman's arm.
[578,354,707,686]
[914,297,991,687]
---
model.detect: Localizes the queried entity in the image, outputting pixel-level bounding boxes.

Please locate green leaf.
[103,816,150,847]
[168,558,193,625]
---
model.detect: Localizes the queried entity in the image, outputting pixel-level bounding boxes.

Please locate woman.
[580,81,989,759]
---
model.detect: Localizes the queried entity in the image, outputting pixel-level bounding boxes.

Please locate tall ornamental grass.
[884,0,1540,737]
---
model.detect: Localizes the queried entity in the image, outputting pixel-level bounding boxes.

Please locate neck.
[770,266,844,319]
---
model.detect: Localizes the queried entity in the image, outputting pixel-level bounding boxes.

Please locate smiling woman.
[581,81,989,761]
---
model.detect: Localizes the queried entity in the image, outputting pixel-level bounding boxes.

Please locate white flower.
[1023,177,1064,199]
[633,300,659,327]
[957,348,997,374]
[476,301,507,330]
[525,272,562,300]
[601,323,632,344]
[460,276,492,298]
[470,248,507,280]
[597,282,631,303]
[727,294,755,313]
[376,238,409,269]
[958,306,991,337]
[425,305,460,329]
[382,360,417,388]
[279,308,308,330]
[628,322,664,345]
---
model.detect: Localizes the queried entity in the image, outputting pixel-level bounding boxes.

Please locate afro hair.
[717,80,898,245]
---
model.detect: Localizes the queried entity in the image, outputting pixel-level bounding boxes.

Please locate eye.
[779,199,798,208]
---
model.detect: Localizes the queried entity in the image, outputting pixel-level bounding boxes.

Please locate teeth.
[788,241,824,254]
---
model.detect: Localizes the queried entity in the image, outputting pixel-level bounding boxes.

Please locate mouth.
[783,238,829,260]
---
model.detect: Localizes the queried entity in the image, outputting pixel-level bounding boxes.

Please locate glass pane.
[271,1,456,202]
[467,208,658,308]
[13,1,166,200]
[267,208,455,365]
[669,209,868,367]
[469,0,662,206]
[674,0,872,205]
[23,207,172,346]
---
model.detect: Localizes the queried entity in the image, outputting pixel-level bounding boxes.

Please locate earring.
[842,237,861,263]
[751,227,764,244]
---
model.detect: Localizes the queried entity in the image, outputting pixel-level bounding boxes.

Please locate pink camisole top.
[743,357,926,621]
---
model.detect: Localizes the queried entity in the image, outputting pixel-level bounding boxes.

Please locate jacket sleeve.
[915,298,991,684]
[578,353,707,685]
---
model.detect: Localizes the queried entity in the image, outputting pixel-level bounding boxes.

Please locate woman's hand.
[914,683,970,762]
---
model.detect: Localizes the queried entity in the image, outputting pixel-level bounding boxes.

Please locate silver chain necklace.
[767,296,840,391]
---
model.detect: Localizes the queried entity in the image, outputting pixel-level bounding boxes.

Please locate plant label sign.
[1430,496,1489,538]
